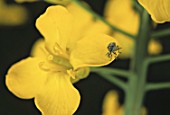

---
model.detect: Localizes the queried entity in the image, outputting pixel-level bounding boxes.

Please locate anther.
[38,61,49,71]
[53,42,63,55]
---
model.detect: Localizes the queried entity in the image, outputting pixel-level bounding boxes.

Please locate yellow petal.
[0,0,27,26]
[66,2,111,51]
[102,90,120,115]
[138,0,170,23]
[70,33,119,69]
[105,0,139,35]
[6,57,47,99]
[36,5,73,56]
[66,2,94,50]
[86,20,111,35]
[31,39,49,58]
[34,72,80,115]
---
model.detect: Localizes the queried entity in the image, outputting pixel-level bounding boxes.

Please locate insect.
[106,42,121,60]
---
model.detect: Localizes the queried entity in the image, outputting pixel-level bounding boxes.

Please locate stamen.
[38,61,50,71]
[67,69,76,79]
[54,42,63,55]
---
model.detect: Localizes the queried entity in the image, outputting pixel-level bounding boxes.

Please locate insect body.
[106,42,121,60]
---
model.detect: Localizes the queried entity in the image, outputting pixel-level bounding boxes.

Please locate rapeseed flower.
[6,4,119,115]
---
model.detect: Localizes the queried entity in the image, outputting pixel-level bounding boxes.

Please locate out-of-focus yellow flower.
[0,0,27,26]
[102,90,123,115]
[6,4,119,115]
[148,39,162,55]
[102,90,147,115]
[104,0,162,59]
[138,0,170,23]
[15,0,70,5]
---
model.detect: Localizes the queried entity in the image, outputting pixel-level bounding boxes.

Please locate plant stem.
[145,54,170,64]
[124,10,151,115]
[72,0,135,39]
[151,28,170,38]
[91,67,131,78]
[97,73,127,91]
[146,82,170,91]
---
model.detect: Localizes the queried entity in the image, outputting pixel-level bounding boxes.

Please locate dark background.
[0,0,170,115]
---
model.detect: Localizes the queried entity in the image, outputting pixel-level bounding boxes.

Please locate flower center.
[53,42,69,59]
[48,54,72,69]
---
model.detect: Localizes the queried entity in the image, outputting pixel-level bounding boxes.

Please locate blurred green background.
[0,0,170,115]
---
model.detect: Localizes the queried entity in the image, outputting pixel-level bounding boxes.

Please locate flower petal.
[34,72,80,115]
[31,39,49,58]
[102,90,120,115]
[0,0,27,26]
[105,0,139,35]
[65,2,96,51]
[138,0,170,23]
[86,20,111,35]
[36,5,73,55]
[70,33,119,69]
[6,57,47,99]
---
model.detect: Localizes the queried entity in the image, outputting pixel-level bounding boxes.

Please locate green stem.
[124,10,151,115]
[72,0,135,39]
[91,67,131,78]
[132,0,143,13]
[97,73,127,91]
[145,54,170,64]
[151,28,170,38]
[146,82,170,91]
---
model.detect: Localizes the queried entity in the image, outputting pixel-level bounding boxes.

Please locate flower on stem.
[138,0,170,23]
[102,90,147,115]
[0,0,27,26]
[104,0,162,58]
[6,3,119,115]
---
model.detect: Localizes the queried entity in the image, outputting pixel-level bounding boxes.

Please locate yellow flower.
[104,0,162,58]
[102,90,147,115]
[138,0,170,23]
[0,0,27,26]
[148,39,162,55]
[102,90,123,115]
[6,4,119,115]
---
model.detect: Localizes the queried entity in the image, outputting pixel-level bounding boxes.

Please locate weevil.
[106,42,121,60]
